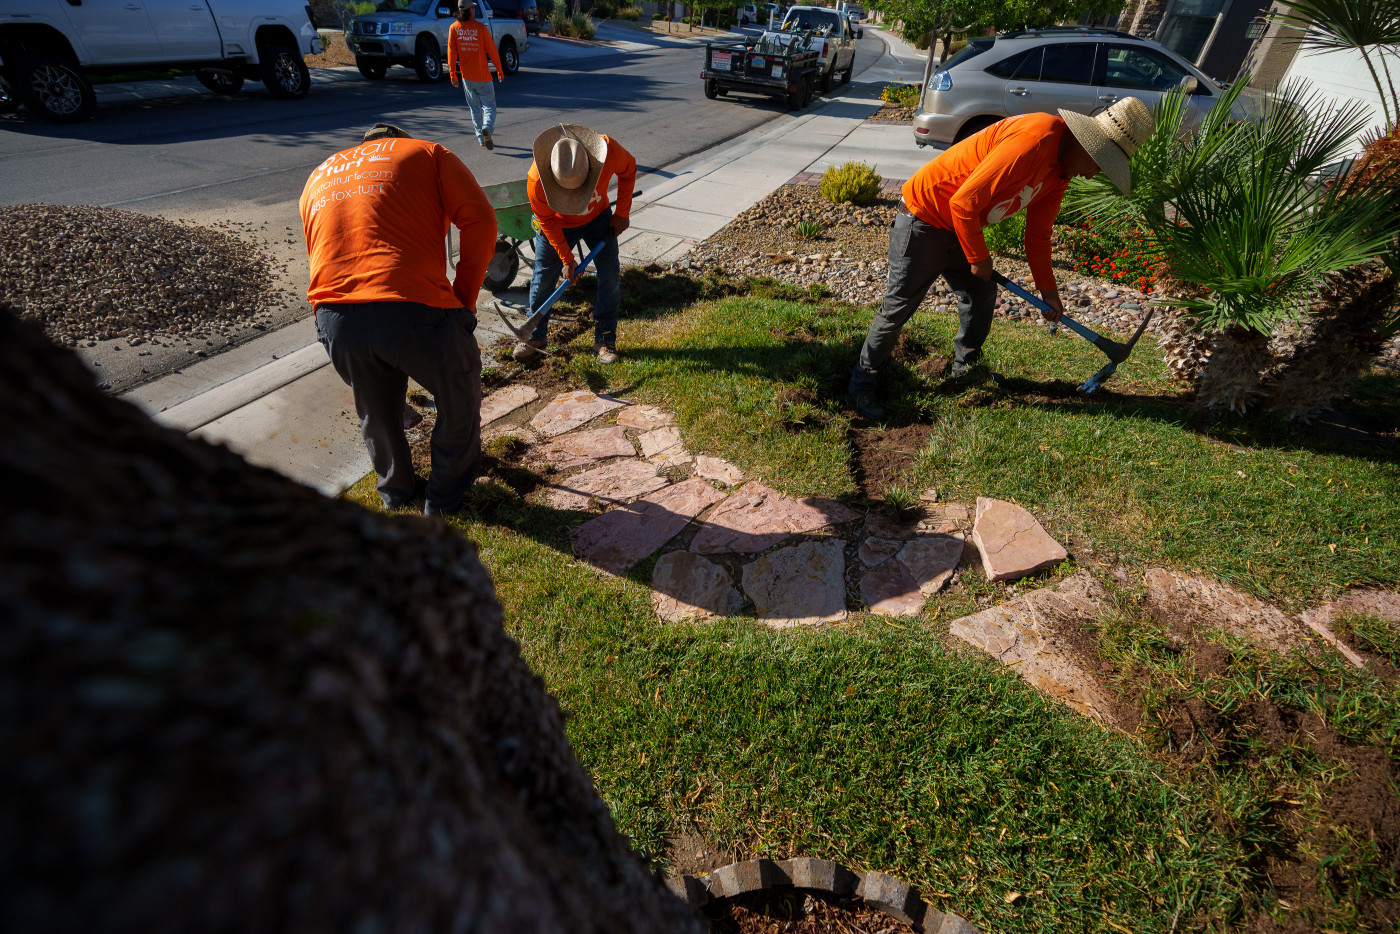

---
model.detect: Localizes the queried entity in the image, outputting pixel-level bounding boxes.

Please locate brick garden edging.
[666,857,982,932]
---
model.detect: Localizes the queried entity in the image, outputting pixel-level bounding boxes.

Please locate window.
[783,9,843,33]
[985,48,1034,79]
[1039,43,1095,84]
[1102,44,1194,91]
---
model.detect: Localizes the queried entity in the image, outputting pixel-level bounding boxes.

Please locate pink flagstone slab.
[690,482,861,555]
[971,497,1067,583]
[1143,568,1312,655]
[695,455,745,486]
[741,539,847,628]
[950,573,1117,722]
[861,561,925,617]
[529,390,626,438]
[571,479,726,573]
[639,426,692,468]
[898,534,965,595]
[859,538,901,569]
[480,384,539,427]
[544,459,668,511]
[1301,591,1400,669]
[651,552,744,622]
[534,426,636,470]
[615,404,675,429]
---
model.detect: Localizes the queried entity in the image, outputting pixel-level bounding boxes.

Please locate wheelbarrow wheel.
[484,239,521,293]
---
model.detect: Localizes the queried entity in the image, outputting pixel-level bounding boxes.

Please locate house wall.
[1196,0,1269,80]
[1237,1,1303,90]
[1281,43,1399,152]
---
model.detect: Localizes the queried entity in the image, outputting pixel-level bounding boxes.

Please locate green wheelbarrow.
[481,179,536,294]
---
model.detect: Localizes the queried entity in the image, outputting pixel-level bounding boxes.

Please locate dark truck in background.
[0,0,320,122]
[702,31,818,110]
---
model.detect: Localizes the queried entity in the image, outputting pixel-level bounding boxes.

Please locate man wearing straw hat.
[514,123,636,365]
[300,122,497,517]
[847,97,1155,420]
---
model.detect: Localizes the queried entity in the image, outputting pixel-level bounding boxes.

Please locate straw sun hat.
[1058,97,1155,195]
[533,124,608,215]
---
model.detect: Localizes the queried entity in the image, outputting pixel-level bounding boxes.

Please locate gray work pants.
[849,211,997,393]
[316,302,482,512]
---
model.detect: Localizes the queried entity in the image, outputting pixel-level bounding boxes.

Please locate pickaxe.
[992,272,1155,394]
[491,239,607,351]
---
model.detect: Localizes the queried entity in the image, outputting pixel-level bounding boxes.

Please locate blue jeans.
[461,79,496,140]
[527,209,621,347]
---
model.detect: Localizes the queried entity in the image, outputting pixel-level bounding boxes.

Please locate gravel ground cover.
[0,204,288,348]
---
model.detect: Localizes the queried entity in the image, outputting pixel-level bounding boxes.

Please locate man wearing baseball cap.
[300,123,497,516]
[515,123,636,365]
[848,97,1155,419]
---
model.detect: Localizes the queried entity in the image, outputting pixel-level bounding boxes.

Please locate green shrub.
[616,5,642,19]
[571,9,595,36]
[984,211,1026,256]
[717,13,732,28]
[652,11,663,18]
[819,161,882,206]
[794,219,824,240]
[536,0,555,14]
[591,0,615,18]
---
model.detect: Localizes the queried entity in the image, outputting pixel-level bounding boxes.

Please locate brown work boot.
[481,129,494,151]
[595,344,620,365]
[512,338,545,362]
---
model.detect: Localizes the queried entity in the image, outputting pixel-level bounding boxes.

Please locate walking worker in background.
[300,122,497,517]
[848,97,1155,420]
[514,123,636,365]
[448,0,504,150]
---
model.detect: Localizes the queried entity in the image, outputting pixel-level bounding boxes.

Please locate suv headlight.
[392,21,412,33]
[929,71,951,92]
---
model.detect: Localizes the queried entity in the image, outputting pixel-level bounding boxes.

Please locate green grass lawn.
[349,288,1400,933]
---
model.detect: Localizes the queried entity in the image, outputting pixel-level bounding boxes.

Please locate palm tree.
[1063,82,1400,416]
[1270,0,1400,133]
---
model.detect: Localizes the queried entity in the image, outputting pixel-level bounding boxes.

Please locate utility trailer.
[701,31,819,110]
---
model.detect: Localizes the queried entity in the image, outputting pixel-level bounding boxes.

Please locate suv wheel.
[953,115,1000,143]
[19,55,95,123]
[196,69,245,95]
[499,37,519,74]
[356,57,388,80]
[259,42,310,99]
[414,34,444,83]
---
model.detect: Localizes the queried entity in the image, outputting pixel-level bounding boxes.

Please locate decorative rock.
[949,573,1117,722]
[856,871,926,928]
[479,383,538,427]
[544,459,668,511]
[859,537,900,568]
[615,403,675,429]
[666,874,710,908]
[571,479,726,573]
[971,497,1067,582]
[741,539,847,627]
[705,858,783,898]
[529,390,626,438]
[898,534,964,595]
[694,454,745,486]
[861,562,925,617]
[1142,568,1312,654]
[651,552,744,622]
[1300,590,1400,669]
[533,426,635,470]
[638,425,693,468]
[930,913,982,934]
[776,858,858,894]
[691,482,860,554]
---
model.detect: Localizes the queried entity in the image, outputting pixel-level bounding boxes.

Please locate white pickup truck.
[779,4,856,93]
[0,0,321,123]
[347,0,526,83]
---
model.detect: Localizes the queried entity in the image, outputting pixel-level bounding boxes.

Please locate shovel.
[992,272,1155,394]
[491,239,608,351]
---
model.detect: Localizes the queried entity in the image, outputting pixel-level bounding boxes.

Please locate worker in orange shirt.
[514,123,636,365]
[300,123,497,516]
[848,98,1155,420]
[447,0,504,150]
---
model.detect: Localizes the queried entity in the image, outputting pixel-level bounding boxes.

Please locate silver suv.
[913,27,1245,148]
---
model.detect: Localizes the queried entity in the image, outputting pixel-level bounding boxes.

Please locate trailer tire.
[484,239,520,294]
[705,77,719,99]
[801,74,813,107]
[356,57,388,80]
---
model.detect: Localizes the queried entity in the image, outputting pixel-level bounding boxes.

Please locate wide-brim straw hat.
[1059,97,1155,195]
[533,124,608,216]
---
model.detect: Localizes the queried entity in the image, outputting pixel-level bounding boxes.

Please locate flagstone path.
[478,385,1400,727]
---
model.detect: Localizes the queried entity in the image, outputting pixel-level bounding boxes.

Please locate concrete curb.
[667,857,982,933]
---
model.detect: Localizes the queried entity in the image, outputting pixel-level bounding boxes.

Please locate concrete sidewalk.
[126,26,930,497]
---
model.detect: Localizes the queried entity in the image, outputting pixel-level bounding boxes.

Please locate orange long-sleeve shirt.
[300,137,497,310]
[447,19,502,83]
[526,136,636,262]
[903,112,1070,291]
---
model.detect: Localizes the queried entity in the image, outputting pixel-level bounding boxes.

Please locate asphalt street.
[0,26,893,390]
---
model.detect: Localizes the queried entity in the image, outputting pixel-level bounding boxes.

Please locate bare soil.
[703,889,917,934]
[305,32,356,68]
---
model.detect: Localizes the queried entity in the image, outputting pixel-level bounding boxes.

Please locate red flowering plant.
[1055,215,1162,294]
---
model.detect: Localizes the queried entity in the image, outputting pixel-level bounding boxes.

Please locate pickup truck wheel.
[196,69,244,95]
[414,34,444,83]
[0,73,17,114]
[356,57,388,80]
[819,66,833,94]
[259,43,310,100]
[840,61,852,84]
[704,78,718,100]
[19,56,95,123]
[499,37,519,75]
[483,240,521,293]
